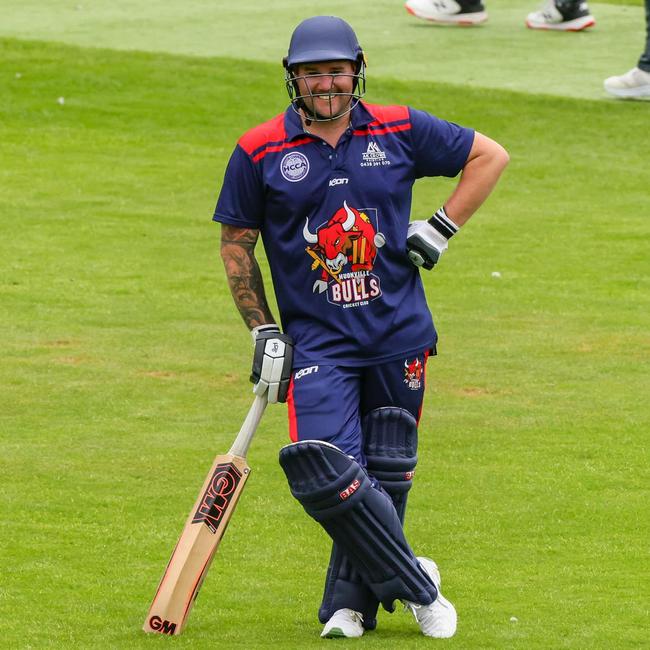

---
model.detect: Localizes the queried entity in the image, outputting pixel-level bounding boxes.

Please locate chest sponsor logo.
[403,358,423,390]
[361,141,391,167]
[329,177,349,187]
[280,151,310,182]
[303,201,386,309]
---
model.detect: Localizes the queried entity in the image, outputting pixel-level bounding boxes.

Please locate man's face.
[294,60,356,121]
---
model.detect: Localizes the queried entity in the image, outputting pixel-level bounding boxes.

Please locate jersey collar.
[284,101,375,141]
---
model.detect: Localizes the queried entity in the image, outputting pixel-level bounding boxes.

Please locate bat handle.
[228,395,268,458]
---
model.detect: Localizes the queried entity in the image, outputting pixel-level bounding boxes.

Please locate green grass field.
[1,1,648,648]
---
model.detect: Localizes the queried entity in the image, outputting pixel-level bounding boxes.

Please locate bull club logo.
[192,462,242,533]
[404,357,423,390]
[303,201,386,308]
[280,151,309,182]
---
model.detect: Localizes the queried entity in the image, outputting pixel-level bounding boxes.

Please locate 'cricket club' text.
[327,271,381,309]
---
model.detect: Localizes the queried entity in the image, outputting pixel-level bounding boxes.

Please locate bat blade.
[143,452,250,635]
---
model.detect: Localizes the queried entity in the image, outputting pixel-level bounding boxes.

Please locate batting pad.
[364,407,418,522]
[279,440,436,611]
[319,408,419,627]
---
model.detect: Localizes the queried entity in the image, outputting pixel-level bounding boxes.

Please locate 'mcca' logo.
[280,152,309,182]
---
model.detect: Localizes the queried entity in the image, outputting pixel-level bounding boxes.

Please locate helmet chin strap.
[296,99,316,125]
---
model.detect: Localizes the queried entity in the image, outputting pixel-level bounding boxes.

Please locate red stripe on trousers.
[287,376,298,442]
[417,349,431,425]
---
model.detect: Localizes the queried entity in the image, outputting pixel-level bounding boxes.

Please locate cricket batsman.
[213,15,508,638]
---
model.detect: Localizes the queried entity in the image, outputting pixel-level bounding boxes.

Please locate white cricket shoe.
[526,0,595,31]
[604,67,650,99]
[403,557,457,638]
[320,608,364,638]
[405,0,488,25]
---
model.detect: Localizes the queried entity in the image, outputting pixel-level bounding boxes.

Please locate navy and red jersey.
[213,101,474,367]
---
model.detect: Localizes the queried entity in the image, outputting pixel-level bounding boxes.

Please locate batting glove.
[406,207,459,270]
[250,324,294,404]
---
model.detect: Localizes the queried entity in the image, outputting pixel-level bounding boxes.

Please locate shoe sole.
[321,627,346,638]
[406,6,488,25]
[321,626,364,639]
[604,85,650,98]
[526,15,595,31]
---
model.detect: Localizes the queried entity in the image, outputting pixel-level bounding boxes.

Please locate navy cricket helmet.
[283,16,367,122]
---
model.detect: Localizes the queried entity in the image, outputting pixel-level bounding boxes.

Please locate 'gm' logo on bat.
[192,462,242,533]
[148,616,177,635]
[280,152,309,182]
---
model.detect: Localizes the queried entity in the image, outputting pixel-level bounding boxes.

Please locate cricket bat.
[143,394,267,635]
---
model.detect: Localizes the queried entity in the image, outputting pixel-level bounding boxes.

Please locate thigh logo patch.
[403,358,423,390]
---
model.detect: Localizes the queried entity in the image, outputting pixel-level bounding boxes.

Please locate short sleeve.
[213,144,265,229]
[409,107,475,179]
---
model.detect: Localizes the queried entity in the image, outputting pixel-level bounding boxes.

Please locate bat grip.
[228,395,267,458]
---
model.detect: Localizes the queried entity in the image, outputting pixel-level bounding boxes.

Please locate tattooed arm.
[220,224,275,330]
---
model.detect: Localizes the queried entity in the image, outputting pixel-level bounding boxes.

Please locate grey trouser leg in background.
[638,0,650,71]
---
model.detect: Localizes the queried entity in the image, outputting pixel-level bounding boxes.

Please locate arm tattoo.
[220,224,275,330]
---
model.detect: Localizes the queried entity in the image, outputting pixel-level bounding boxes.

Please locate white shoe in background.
[604,67,650,99]
[526,0,595,31]
[405,0,488,25]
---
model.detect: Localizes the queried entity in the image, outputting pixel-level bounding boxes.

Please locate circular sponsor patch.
[280,152,309,182]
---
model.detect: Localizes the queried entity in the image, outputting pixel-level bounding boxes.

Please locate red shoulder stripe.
[238,114,286,156]
[352,123,411,137]
[363,103,410,124]
[252,137,312,163]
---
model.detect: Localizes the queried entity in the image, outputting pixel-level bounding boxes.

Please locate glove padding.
[406,220,449,270]
[250,325,294,403]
